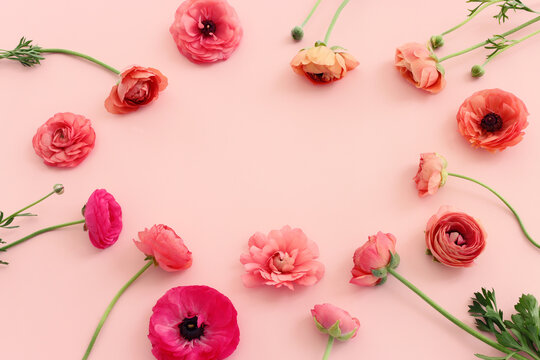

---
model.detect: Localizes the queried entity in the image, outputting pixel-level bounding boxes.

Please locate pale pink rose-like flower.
[32,112,95,168]
[169,0,243,63]
[311,303,360,341]
[426,206,486,267]
[240,225,325,290]
[350,232,397,287]
[84,189,123,249]
[413,153,448,197]
[456,88,529,152]
[395,42,445,94]
[291,45,359,84]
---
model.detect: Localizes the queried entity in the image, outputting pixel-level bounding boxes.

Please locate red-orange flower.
[395,42,445,94]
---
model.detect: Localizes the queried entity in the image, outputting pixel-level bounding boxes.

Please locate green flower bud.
[471,65,485,78]
[53,184,64,194]
[291,26,304,41]
[430,35,444,49]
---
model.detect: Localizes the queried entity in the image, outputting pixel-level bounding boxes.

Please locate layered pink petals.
[311,303,360,340]
[240,225,325,290]
[413,153,448,197]
[149,285,240,360]
[426,206,487,267]
[291,45,359,84]
[105,66,168,114]
[169,0,243,63]
[350,232,396,286]
[84,189,123,249]
[395,42,445,94]
[32,112,95,168]
[456,88,529,152]
[134,224,192,272]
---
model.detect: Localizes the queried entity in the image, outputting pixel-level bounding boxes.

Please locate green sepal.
[144,255,158,266]
[337,327,358,341]
[330,45,347,52]
[376,276,387,286]
[389,252,400,269]
[327,320,342,338]
[436,62,446,76]
[425,248,433,256]
[371,267,387,278]
[314,41,327,47]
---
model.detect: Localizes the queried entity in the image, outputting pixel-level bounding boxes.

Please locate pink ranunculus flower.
[426,206,487,267]
[240,225,325,290]
[395,42,446,94]
[169,0,243,63]
[84,189,123,249]
[350,232,397,286]
[311,303,360,341]
[149,285,240,360]
[32,112,96,168]
[456,88,529,152]
[413,153,448,197]
[134,224,192,272]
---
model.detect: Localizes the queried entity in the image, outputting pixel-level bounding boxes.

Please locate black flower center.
[179,316,205,341]
[480,112,503,132]
[200,20,216,37]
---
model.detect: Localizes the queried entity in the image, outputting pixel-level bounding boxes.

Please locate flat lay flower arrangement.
[1,0,540,359]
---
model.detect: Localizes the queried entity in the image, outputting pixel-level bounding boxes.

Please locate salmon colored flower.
[426,206,486,267]
[413,153,448,197]
[104,66,168,114]
[240,225,325,290]
[456,89,529,152]
[395,42,445,94]
[350,232,398,287]
[311,303,360,341]
[84,189,123,249]
[169,0,243,63]
[291,45,359,84]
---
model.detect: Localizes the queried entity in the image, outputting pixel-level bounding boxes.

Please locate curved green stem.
[387,268,529,360]
[40,48,120,74]
[323,0,350,44]
[301,0,323,27]
[321,335,334,360]
[0,219,85,251]
[1,184,63,227]
[448,173,539,249]
[441,1,502,36]
[482,28,540,66]
[82,260,153,360]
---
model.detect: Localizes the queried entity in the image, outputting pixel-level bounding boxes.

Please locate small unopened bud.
[53,184,64,194]
[471,65,485,78]
[430,35,444,49]
[291,26,304,41]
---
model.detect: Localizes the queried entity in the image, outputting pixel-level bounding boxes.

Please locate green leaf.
[474,352,517,360]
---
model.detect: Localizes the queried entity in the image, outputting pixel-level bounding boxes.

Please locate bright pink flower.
[84,189,123,249]
[426,206,486,267]
[32,112,95,168]
[134,225,192,272]
[169,0,242,63]
[240,225,325,290]
[395,42,445,94]
[413,153,448,197]
[149,285,240,360]
[456,88,529,152]
[311,303,360,341]
[350,232,397,286]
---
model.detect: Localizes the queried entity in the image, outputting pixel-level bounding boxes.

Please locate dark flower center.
[179,316,205,341]
[307,72,332,82]
[200,20,217,37]
[448,231,466,246]
[480,113,503,132]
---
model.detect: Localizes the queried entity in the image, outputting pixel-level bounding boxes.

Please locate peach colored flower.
[291,45,359,84]
[413,153,448,197]
[32,112,95,168]
[134,224,192,272]
[350,232,397,287]
[456,88,529,152]
[395,42,445,94]
[426,206,486,267]
[169,0,242,63]
[311,303,360,341]
[240,225,325,290]
[105,66,168,114]
[84,189,123,249]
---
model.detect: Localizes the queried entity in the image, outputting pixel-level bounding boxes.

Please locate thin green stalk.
[82,260,153,360]
[40,48,120,74]
[321,335,334,360]
[0,219,85,251]
[323,0,350,44]
[302,0,323,27]
[448,173,539,249]
[483,28,540,65]
[387,268,530,360]
[441,1,502,36]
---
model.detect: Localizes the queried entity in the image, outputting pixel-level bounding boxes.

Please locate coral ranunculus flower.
[395,42,445,94]
[350,232,397,287]
[311,303,360,341]
[291,45,359,84]
[413,153,448,197]
[169,0,243,63]
[240,225,325,290]
[84,189,123,249]
[426,206,486,267]
[456,88,529,152]
[149,285,240,360]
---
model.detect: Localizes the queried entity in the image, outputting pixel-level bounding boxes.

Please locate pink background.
[1,0,540,359]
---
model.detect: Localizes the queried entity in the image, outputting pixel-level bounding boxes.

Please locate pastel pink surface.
[1,0,540,359]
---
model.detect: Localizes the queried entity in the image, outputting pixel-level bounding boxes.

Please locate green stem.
[301,0,323,27]
[1,190,53,225]
[321,335,334,360]
[439,15,540,62]
[387,268,529,360]
[0,219,85,251]
[483,28,540,66]
[40,48,120,74]
[448,173,539,249]
[441,1,502,36]
[323,0,350,44]
[82,260,153,360]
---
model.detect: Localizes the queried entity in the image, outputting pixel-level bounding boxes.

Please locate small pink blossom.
[350,232,397,287]
[311,303,360,341]
[84,189,123,249]
[413,153,448,197]
[395,42,445,94]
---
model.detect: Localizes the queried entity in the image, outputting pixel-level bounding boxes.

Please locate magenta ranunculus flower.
[149,285,240,360]
[311,303,360,341]
[84,189,123,249]
[350,232,398,287]
[413,153,448,197]
[240,225,325,290]
[169,0,243,63]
